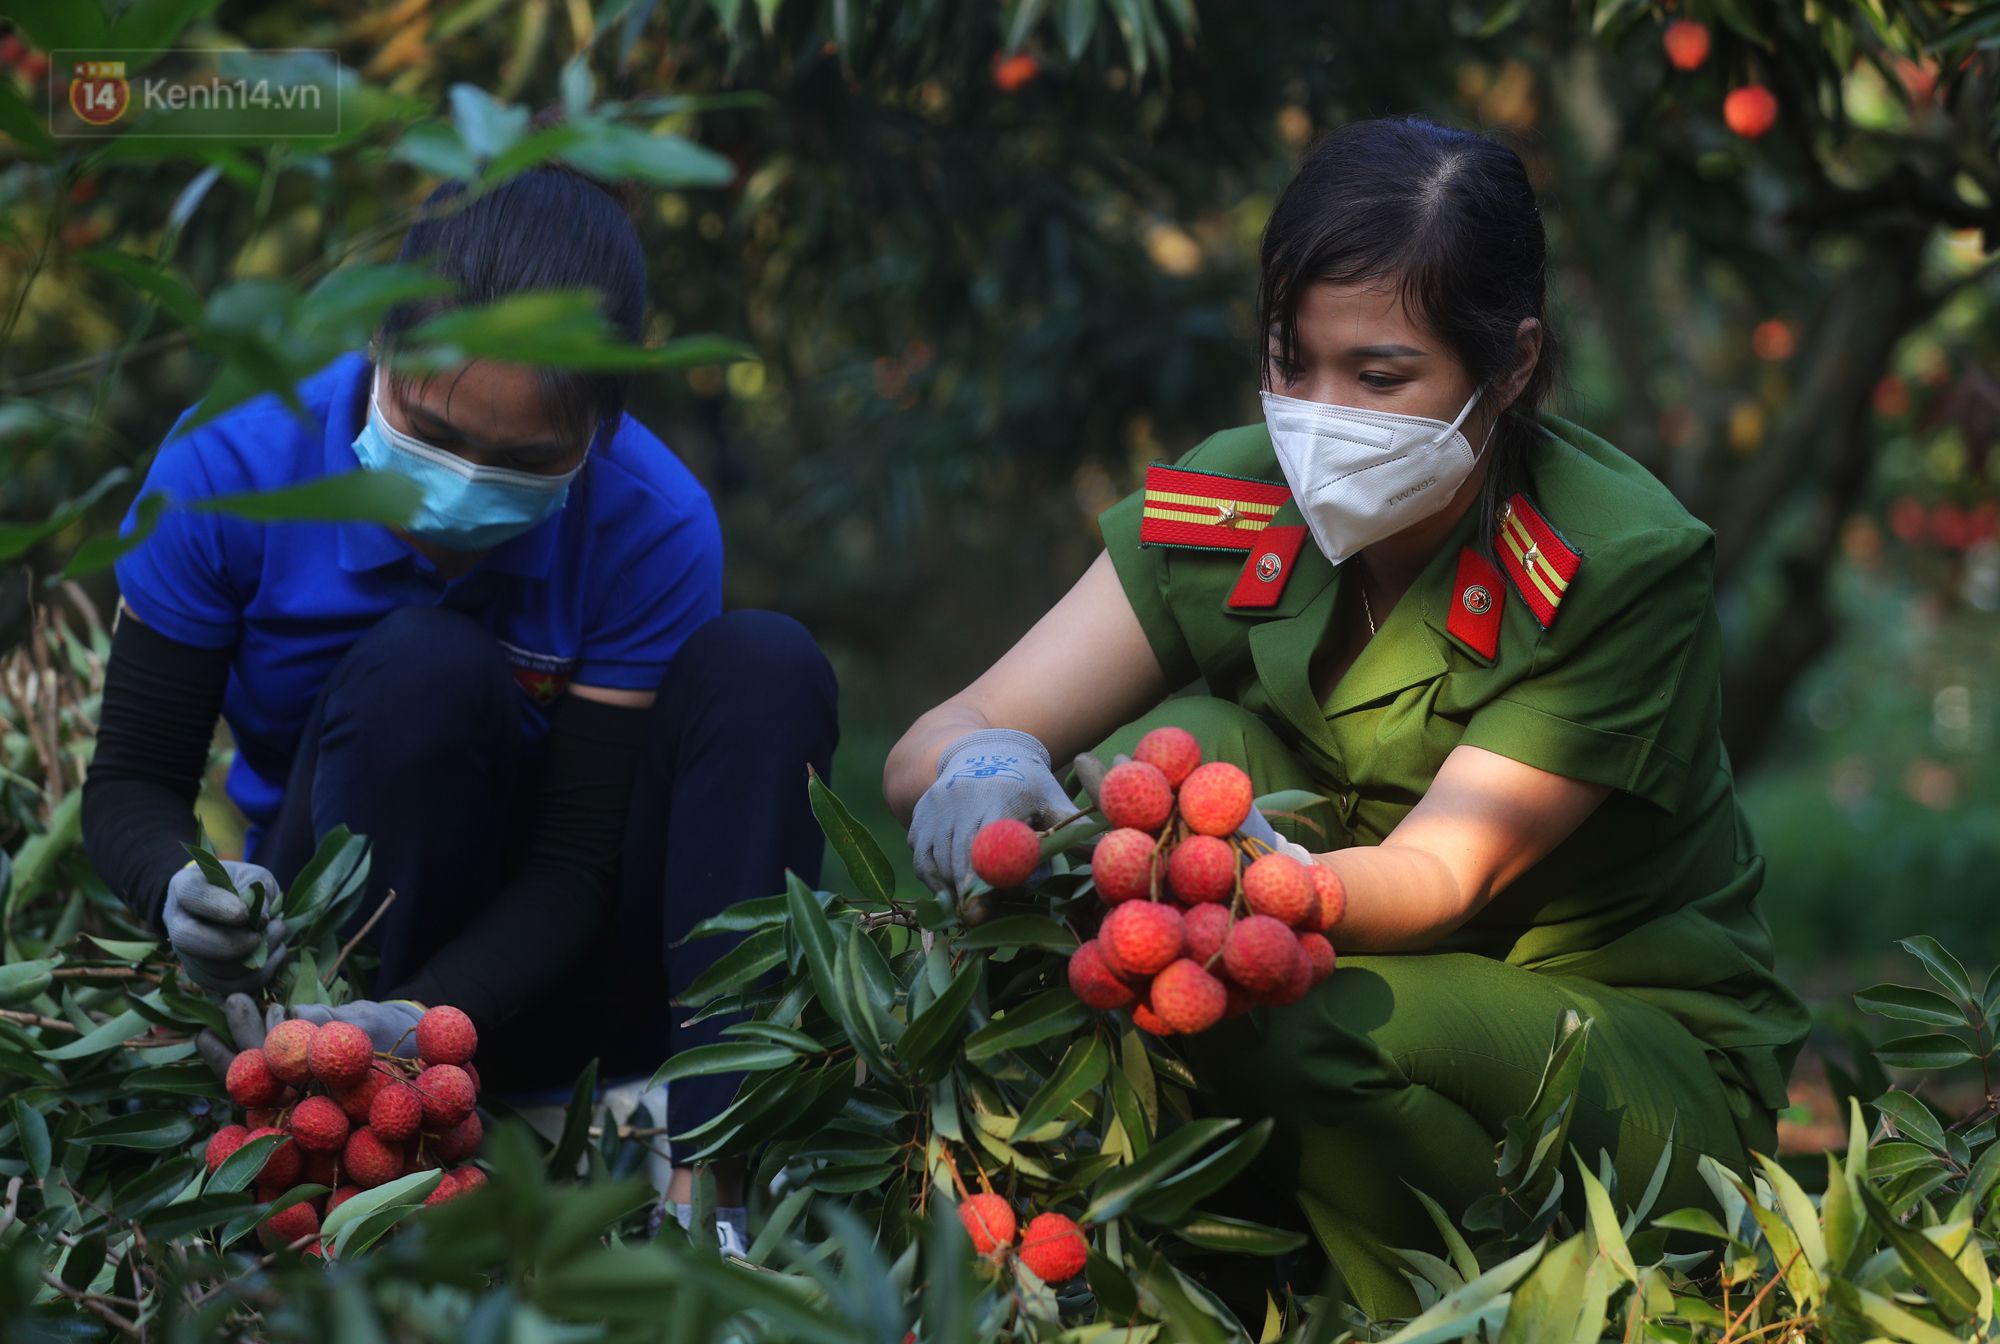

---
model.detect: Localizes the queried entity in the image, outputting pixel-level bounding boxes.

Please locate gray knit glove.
[908,729,1079,896]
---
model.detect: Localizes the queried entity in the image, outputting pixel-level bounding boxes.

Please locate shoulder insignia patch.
[1446,546,1505,659]
[1227,525,1308,609]
[1496,492,1582,628]
[1138,463,1292,552]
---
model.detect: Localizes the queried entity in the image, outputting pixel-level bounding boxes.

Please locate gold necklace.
[1358,574,1377,637]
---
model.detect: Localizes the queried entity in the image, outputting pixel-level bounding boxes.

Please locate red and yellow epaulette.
[1497,492,1581,627]
[1137,464,1291,552]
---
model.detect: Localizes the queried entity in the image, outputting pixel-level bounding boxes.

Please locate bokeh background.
[3,2,1997,1131]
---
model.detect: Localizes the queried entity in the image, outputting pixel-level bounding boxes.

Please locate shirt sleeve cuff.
[1458,698,1692,815]
[117,591,237,650]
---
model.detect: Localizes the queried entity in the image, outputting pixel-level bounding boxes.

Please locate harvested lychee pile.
[970,727,1343,1038]
[204,1004,487,1258]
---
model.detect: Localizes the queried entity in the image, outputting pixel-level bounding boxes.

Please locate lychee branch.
[323,887,399,986]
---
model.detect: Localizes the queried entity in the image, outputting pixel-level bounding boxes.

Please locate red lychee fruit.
[434,1110,484,1164]
[342,1126,405,1189]
[1182,902,1232,964]
[288,1095,351,1152]
[307,1022,373,1087]
[245,1107,276,1130]
[332,1067,389,1124]
[1166,833,1236,904]
[1098,760,1174,832]
[1221,915,1297,993]
[415,1065,476,1129]
[1068,939,1139,1010]
[958,1192,1016,1256]
[1308,866,1346,932]
[423,1169,463,1206]
[1300,932,1337,984]
[261,1019,318,1085]
[1099,901,1184,979]
[302,1148,340,1189]
[1724,84,1777,139]
[226,1050,284,1108]
[1131,1001,1176,1036]
[1177,762,1253,837]
[415,1005,477,1065]
[1018,1212,1088,1284]
[452,1165,487,1195]
[1253,943,1314,1007]
[1149,959,1228,1034]
[1662,19,1709,70]
[204,1124,249,1173]
[463,1061,481,1093]
[327,1185,362,1214]
[368,1083,424,1141]
[1133,726,1202,788]
[1243,853,1313,927]
[970,818,1041,888]
[1091,827,1158,904]
[246,1127,300,1186]
[259,1199,320,1251]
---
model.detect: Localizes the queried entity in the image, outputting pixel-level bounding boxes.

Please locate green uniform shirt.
[1099,412,1809,1117]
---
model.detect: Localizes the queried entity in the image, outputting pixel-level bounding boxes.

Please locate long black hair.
[1258,115,1561,556]
[374,152,647,449]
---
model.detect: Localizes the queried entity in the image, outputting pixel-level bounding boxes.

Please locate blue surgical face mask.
[353,369,586,551]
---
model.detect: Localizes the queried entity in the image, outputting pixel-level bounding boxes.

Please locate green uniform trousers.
[1089,697,1774,1318]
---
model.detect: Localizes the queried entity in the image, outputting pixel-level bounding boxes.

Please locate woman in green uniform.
[884,115,1809,1313]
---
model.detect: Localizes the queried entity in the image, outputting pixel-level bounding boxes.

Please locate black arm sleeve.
[390,693,646,1029]
[82,615,232,929]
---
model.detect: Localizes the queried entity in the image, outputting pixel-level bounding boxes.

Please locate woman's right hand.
[163,860,287,994]
[907,728,1081,896]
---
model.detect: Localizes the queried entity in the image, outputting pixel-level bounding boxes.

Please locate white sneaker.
[671,1202,750,1257]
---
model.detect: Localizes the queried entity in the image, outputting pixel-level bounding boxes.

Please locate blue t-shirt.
[114,351,724,832]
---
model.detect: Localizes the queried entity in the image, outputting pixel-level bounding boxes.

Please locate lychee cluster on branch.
[206,1004,487,1257]
[955,1193,1089,1285]
[970,726,1344,1038]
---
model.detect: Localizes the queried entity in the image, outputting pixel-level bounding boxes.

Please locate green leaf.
[953,915,1076,951]
[405,291,752,372]
[1898,936,1975,1007]
[64,492,167,577]
[648,1041,802,1087]
[208,1133,288,1195]
[1858,1183,1979,1321]
[1375,1238,1543,1344]
[807,767,895,908]
[0,470,130,562]
[180,844,240,895]
[548,1058,599,1180]
[1754,1151,1828,1275]
[1128,1119,1273,1224]
[77,250,204,327]
[678,891,810,940]
[1651,1208,1730,1240]
[73,1109,197,1150]
[280,826,371,932]
[109,0,223,50]
[10,1098,49,1181]
[678,925,786,1006]
[1854,982,1973,1029]
[193,471,422,526]
[1497,1232,1595,1344]
[139,1193,258,1242]
[449,84,531,160]
[0,79,54,158]
[0,957,59,1005]
[40,1009,151,1060]
[1851,1285,1969,1344]
[324,1166,445,1255]
[895,958,983,1079]
[560,123,734,188]
[1409,1183,1481,1284]
[1875,1034,1978,1070]
[962,988,1086,1063]
[1084,1118,1238,1223]
[1873,1091,1947,1151]
[1171,1212,1306,1256]
[1013,1035,1109,1136]
[1577,1160,1638,1284]
[720,1021,824,1052]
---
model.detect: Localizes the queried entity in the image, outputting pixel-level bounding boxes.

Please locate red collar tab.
[1496,493,1581,628]
[1138,464,1293,552]
[1446,546,1505,659]
[1227,525,1309,609]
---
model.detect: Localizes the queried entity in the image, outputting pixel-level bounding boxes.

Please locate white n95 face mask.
[1260,382,1495,565]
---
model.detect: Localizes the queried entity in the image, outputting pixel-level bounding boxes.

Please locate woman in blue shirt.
[81,162,838,1235]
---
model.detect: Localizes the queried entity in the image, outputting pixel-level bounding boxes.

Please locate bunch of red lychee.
[971,727,1343,1038]
[203,1004,487,1257]
[956,1193,1089,1285]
